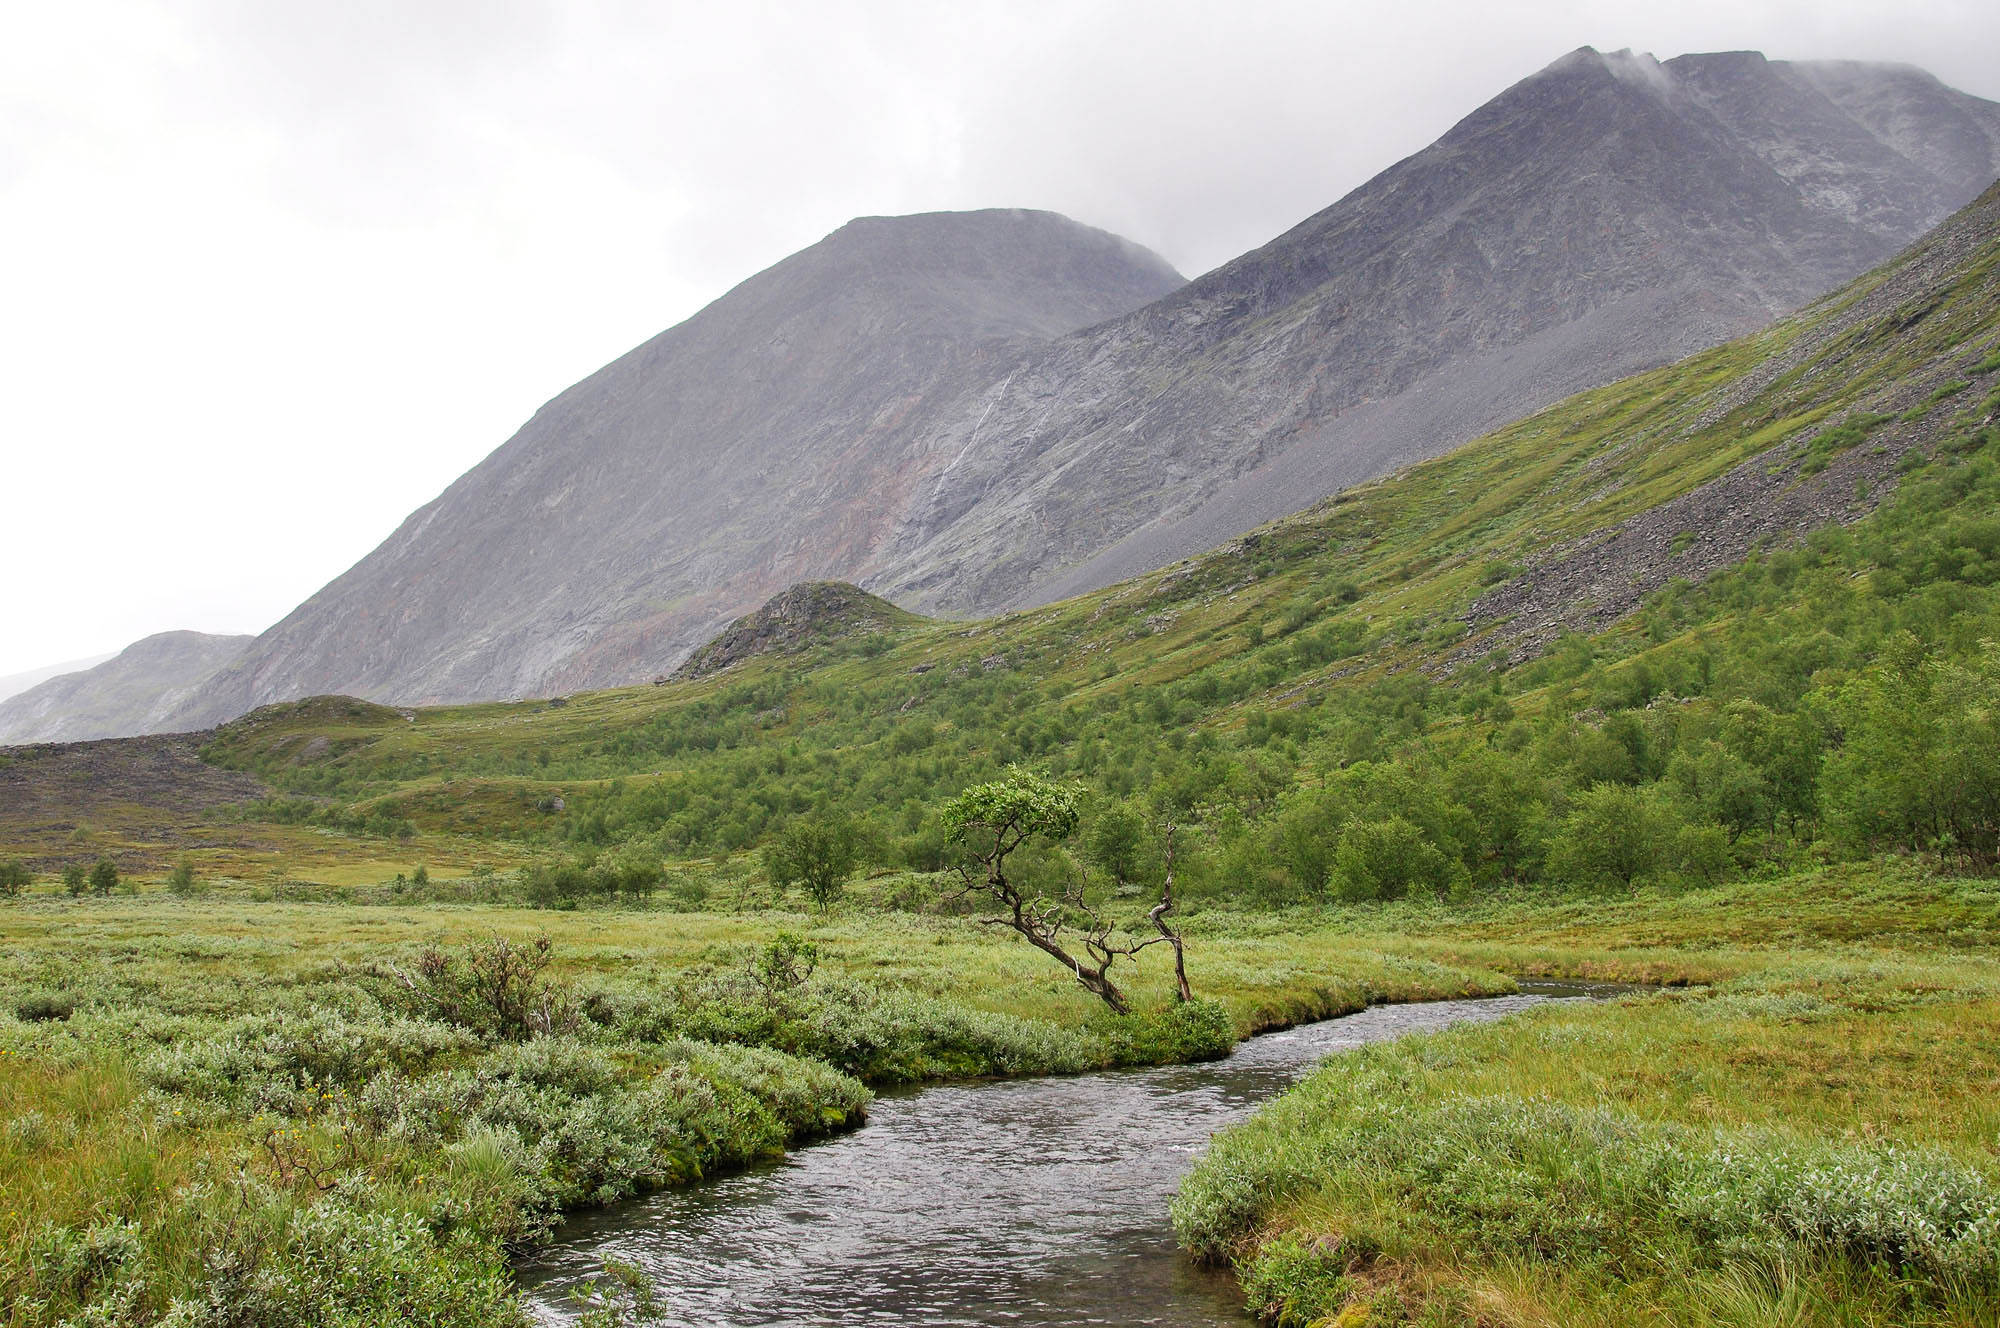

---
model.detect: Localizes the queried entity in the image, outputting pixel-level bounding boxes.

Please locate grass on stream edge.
[0,882,1505,1327]
[1174,862,2000,1328]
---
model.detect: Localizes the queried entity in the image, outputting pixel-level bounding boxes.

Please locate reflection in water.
[520,994,1566,1326]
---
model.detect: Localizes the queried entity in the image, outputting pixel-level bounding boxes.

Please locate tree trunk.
[1150,825,1193,1004]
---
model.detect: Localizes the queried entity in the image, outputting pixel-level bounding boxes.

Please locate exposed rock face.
[0,632,251,745]
[168,48,2000,727]
[674,582,917,680]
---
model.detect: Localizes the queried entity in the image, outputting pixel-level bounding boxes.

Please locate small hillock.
[673,582,923,680]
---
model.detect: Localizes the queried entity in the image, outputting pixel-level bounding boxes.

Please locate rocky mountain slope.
[0,632,251,744]
[0,653,116,705]
[173,211,1183,724]
[869,48,2000,610]
[166,47,2000,728]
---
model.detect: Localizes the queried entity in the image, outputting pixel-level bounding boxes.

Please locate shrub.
[15,989,78,1023]
[160,1180,522,1328]
[1175,1041,2000,1292]
[88,858,119,896]
[380,936,579,1041]
[1106,997,1236,1066]
[0,858,29,897]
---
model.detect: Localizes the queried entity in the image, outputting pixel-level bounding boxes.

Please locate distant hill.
[0,653,116,704]
[166,48,2000,729]
[0,632,251,745]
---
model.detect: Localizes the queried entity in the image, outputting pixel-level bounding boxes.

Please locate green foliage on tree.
[62,864,87,897]
[521,847,664,909]
[1545,784,1669,892]
[763,813,861,914]
[940,767,1083,851]
[88,858,119,896]
[1332,815,1468,902]
[164,860,198,896]
[1080,798,1148,889]
[941,768,1197,1014]
[0,859,29,897]
[1821,636,2000,867]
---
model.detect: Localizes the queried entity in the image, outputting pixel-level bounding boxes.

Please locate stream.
[519,986,1600,1325]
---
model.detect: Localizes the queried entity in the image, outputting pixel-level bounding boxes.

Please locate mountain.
[167,47,2000,728]
[866,48,2000,608]
[0,632,251,744]
[195,174,2000,863]
[171,210,1184,725]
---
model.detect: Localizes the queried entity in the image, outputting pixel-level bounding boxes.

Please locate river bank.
[520,993,1573,1326]
[0,891,1510,1326]
[1177,863,2000,1327]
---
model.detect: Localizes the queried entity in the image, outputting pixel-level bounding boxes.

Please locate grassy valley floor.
[2,862,1995,1325]
[1176,863,2000,1327]
[0,879,1507,1327]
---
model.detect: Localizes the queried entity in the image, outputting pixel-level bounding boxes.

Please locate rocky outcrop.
[168,49,2000,728]
[0,632,251,745]
[674,582,918,680]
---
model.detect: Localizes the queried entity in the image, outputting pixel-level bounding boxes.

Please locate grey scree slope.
[170,46,2000,724]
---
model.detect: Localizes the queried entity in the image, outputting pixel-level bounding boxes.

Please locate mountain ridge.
[152,46,2000,730]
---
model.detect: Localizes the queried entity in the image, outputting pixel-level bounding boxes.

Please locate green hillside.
[187,180,2000,907]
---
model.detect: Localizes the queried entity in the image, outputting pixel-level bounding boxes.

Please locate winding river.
[520,987,1596,1326]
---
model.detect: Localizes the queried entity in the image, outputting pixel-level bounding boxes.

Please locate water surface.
[522,990,1587,1325]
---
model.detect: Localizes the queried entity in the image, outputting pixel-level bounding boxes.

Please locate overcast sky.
[3,0,1998,677]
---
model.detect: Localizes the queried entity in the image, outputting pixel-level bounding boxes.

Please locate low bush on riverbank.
[1175,877,2000,1327]
[3,1004,868,1325]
